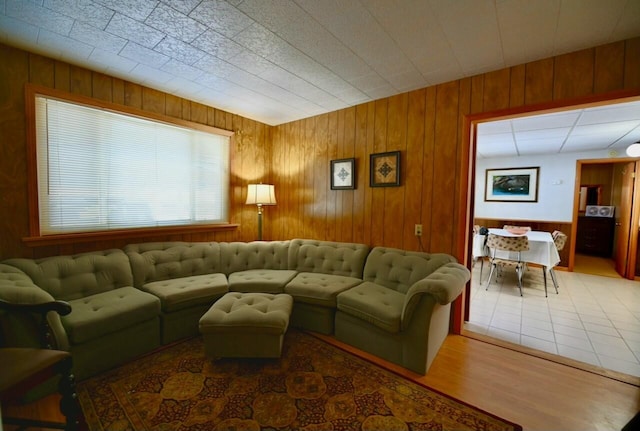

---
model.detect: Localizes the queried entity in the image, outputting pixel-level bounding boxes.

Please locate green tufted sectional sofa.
[0,239,470,380]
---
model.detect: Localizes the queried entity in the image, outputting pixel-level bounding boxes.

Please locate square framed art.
[330,158,356,190]
[370,151,400,187]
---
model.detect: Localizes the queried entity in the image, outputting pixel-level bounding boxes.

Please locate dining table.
[473,228,561,293]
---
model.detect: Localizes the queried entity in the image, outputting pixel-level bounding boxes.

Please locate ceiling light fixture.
[626,141,640,157]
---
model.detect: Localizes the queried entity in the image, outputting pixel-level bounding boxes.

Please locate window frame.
[24,84,237,246]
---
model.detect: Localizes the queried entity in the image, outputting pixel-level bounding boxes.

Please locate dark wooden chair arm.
[0,298,72,350]
[0,298,72,317]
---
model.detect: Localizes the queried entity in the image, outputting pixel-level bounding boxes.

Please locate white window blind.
[35,96,229,235]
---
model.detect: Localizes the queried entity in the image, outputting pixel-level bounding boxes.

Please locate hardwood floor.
[4,334,639,431]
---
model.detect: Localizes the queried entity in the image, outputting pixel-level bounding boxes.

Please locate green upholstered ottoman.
[198,292,293,359]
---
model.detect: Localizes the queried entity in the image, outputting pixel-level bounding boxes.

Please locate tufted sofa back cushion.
[124,242,222,287]
[288,239,370,278]
[363,247,457,293]
[220,241,290,275]
[4,249,133,301]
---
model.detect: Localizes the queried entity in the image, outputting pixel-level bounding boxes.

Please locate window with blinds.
[34,96,230,235]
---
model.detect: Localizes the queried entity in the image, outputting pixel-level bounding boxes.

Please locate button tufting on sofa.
[1,239,469,379]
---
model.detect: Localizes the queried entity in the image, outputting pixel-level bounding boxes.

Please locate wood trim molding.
[23,83,237,245]
[455,89,640,335]
[22,224,239,247]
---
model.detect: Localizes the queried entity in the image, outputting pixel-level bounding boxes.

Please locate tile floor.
[465,260,640,378]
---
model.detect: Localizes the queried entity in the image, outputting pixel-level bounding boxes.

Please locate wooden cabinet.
[576,216,615,256]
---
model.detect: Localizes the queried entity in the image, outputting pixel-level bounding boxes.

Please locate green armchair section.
[2,250,161,380]
[335,247,470,374]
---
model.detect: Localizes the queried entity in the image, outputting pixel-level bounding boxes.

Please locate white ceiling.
[1,0,640,129]
[477,100,640,159]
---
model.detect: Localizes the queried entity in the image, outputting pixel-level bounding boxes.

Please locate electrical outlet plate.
[414,224,423,236]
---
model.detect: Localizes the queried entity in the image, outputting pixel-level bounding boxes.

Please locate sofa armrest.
[400,262,470,329]
[0,298,71,316]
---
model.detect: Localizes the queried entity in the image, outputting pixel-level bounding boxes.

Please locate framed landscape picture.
[370,151,400,187]
[330,158,356,190]
[485,167,539,202]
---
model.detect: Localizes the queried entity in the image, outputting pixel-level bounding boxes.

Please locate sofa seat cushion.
[228,269,297,294]
[336,282,404,333]
[65,287,160,344]
[141,273,229,312]
[285,273,363,307]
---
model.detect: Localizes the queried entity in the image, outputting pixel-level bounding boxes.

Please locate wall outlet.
[414,224,423,236]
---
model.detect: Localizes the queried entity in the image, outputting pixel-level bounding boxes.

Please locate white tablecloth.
[474,228,561,269]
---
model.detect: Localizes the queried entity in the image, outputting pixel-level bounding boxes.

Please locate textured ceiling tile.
[612,0,640,41]
[360,0,452,77]
[44,0,114,29]
[235,24,352,98]
[239,0,372,81]
[191,29,243,60]
[70,21,126,54]
[228,49,274,76]
[120,41,169,68]
[93,0,158,21]
[190,0,254,38]
[155,36,205,64]
[161,58,204,81]
[160,0,201,15]
[296,0,420,86]
[6,0,74,34]
[0,14,40,46]
[429,0,503,74]
[89,48,137,72]
[128,63,173,85]
[365,85,399,100]
[554,0,629,53]
[163,75,205,94]
[497,0,558,66]
[37,28,93,59]
[192,54,225,75]
[145,3,206,43]
[106,13,164,48]
[198,72,232,91]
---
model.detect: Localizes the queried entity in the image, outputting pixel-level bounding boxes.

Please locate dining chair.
[485,233,529,296]
[549,230,567,293]
[472,225,489,282]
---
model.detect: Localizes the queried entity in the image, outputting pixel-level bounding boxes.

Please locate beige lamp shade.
[246,184,276,206]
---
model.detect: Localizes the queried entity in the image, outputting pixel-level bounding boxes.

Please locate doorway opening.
[460,92,640,384]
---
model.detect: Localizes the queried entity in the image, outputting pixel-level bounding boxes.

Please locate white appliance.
[585,205,615,217]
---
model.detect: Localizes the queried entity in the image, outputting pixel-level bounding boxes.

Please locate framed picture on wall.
[485,167,539,202]
[330,158,356,190]
[370,151,400,187]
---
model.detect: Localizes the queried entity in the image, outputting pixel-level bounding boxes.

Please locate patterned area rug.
[78,330,522,431]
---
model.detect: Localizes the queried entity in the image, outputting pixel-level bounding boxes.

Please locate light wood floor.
[5,334,640,431]
[573,253,621,278]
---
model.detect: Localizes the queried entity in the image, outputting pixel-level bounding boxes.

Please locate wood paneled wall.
[0,43,271,260]
[1,37,639,261]
[270,37,640,261]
